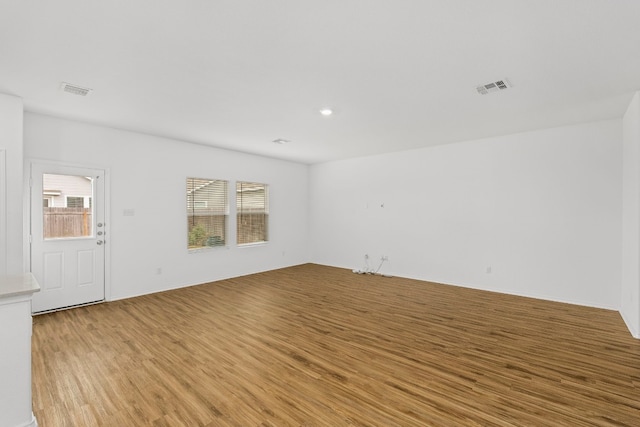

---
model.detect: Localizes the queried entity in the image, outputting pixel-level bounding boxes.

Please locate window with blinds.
[237,181,269,245]
[66,196,85,208]
[187,178,228,250]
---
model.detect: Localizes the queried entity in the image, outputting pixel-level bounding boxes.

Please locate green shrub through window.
[187,178,228,250]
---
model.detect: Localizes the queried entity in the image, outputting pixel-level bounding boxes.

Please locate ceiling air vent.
[476,78,511,95]
[60,82,93,96]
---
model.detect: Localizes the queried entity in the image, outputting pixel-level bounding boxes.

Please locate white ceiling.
[1,0,639,164]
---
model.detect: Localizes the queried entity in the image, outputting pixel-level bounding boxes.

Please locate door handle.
[97,240,104,245]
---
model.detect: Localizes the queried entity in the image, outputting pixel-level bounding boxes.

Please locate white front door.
[30,162,106,313]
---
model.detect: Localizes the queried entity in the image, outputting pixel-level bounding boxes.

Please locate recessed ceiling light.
[319,108,333,116]
[272,138,290,145]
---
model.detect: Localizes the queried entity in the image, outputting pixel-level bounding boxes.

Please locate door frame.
[25,158,112,305]
[0,149,6,276]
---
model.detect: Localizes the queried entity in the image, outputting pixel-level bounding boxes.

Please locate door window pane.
[43,174,94,239]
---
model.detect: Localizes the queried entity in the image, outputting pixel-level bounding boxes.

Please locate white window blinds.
[187,178,228,249]
[236,181,269,245]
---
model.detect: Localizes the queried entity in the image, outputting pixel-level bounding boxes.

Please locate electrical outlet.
[486,266,492,274]
[156,268,162,275]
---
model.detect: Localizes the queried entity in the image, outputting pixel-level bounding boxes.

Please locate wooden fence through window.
[43,207,92,239]
[237,213,268,244]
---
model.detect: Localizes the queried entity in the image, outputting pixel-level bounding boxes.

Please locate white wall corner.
[621,90,640,339]
[620,309,640,339]
[0,92,24,275]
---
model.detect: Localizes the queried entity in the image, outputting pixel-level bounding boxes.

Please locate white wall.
[24,113,309,300]
[310,119,622,309]
[0,93,24,275]
[621,91,640,338]
[20,109,631,325]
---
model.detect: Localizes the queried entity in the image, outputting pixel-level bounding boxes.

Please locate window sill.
[188,245,228,254]
[237,241,268,248]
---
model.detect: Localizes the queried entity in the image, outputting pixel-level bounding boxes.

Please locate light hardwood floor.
[32,264,640,426]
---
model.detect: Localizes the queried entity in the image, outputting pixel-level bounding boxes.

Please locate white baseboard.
[12,413,37,427]
[619,309,640,339]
